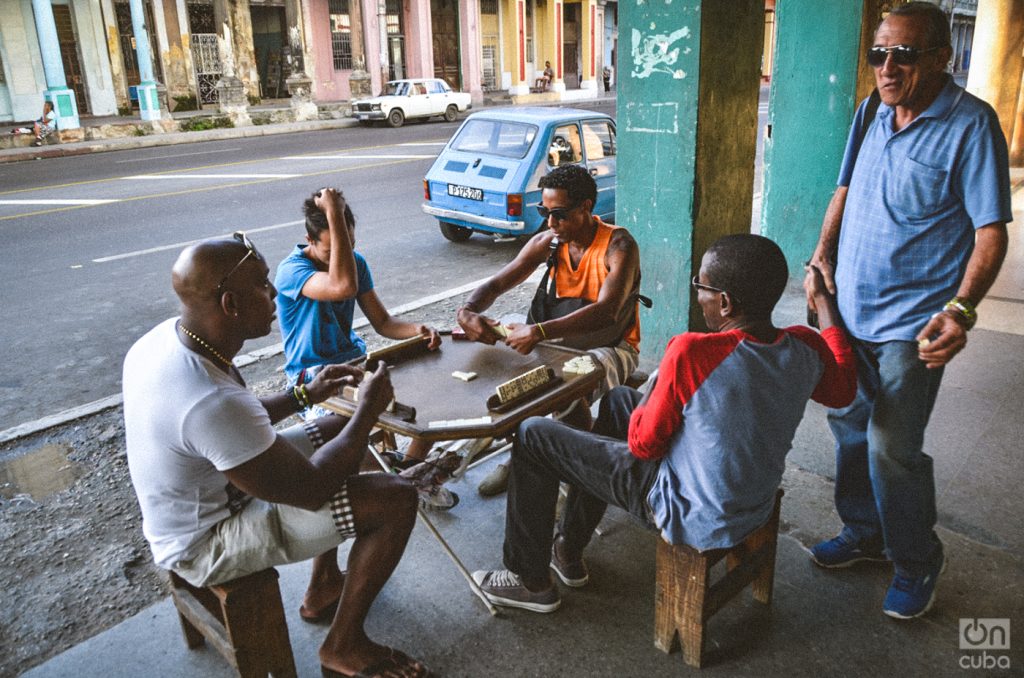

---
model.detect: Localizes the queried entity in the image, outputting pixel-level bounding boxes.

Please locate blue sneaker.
[811,534,889,568]
[883,551,946,620]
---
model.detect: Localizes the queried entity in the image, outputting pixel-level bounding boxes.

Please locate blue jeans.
[503,387,660,583]
[828,339,944,575]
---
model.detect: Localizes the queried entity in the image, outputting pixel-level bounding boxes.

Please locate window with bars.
[329,0,353,70]
[480,0,497,14]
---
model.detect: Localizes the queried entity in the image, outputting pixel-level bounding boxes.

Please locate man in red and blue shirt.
[472,234,857,612]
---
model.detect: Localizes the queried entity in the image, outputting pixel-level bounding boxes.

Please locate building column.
[579,0,597,93]
[760,0,866,275]
[99,0,130,111]
[618,0,762,348]
[407,0,433,78]
[129,0,163,120]
[967,0,1024,166]
[549,0,565,92]
[502,0,528,94]
[30,0,79,129]
[213,0,252,124]
[459,0,484,102]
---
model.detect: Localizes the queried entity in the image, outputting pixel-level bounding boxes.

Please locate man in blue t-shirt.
[275,189,442,465]
[805,2,1012,621]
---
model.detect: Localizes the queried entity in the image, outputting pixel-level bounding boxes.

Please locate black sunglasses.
[866,44,942,67]
[536,203,580,222]
[215,231,262,293]
[691,275,739,302]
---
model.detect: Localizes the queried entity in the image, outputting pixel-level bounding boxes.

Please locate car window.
[548,124,583,167]
[414,83,427,95]
[386,82,407,96]
[450,119,538,158]
[429,81,446,94]
[581,120,615,160]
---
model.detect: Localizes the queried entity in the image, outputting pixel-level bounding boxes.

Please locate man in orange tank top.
[457,163,643,407]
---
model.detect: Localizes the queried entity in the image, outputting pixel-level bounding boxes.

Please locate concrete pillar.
[503,0,528,94]
[407,0,433,78]
[158,0,194,104]
[579,0,597,93]
[760,0,864,275]
[549,0,565,93]
[966,0,1024,166]
[213,0,251,124]
[129,0,163,120]
[619,0,762,349]
[459,0,484,103]
[99,0,130,111]
[30,0,80,129]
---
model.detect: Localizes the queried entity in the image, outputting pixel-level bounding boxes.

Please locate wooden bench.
[653,489,784,668]
[169,567,297,678]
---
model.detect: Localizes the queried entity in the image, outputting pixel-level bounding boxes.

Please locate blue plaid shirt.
[835,77,1012,342]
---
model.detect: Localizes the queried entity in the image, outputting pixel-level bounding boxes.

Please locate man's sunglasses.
[536,203,580,222]
[215,231,262,293]
[691,275,739,302]
[866,44,942,67]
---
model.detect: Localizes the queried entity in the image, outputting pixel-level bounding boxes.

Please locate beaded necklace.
[178,322,234,370]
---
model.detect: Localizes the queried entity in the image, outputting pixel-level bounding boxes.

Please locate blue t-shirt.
[835,77,1012,342]
[275,245,374,381]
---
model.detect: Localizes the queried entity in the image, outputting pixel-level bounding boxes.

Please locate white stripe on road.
[115,147,243,163]
[0,199,120,205]
[279,154,435,160]
[92,220,303,263]
[125,173,301,180]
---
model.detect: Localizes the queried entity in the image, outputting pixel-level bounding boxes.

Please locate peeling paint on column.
[630,26,690,79]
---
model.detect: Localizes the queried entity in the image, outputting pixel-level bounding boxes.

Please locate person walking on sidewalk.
[804,1,1011,620]
[123,234,435,678]
[471,235,856,613]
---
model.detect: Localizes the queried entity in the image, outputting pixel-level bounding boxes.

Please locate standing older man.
[805,1,1012,620]
[123,234,434,677]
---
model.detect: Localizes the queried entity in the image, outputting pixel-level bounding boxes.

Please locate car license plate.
[448,184,483,201]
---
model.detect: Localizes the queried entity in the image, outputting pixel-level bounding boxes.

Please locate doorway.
[250,6,286,98]
[431,0,461,90]
[562,4,579,89]
[51,5,89,114]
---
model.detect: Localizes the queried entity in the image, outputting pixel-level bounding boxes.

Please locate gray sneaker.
[550,536,589,587]
[471,569,561,613]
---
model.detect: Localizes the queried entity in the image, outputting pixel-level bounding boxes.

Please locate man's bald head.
[171,238,251,309]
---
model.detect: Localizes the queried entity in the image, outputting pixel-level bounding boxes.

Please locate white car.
[351,78,473,128]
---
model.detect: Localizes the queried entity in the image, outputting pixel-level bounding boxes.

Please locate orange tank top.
[553,217,641,351]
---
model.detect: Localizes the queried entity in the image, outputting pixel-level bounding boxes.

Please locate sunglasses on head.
[536,203,580,222]
[215,231,262,294]
[866,44,942,67]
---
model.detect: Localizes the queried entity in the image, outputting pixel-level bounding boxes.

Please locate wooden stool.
[653,489,784,668]
[169,568,297,678]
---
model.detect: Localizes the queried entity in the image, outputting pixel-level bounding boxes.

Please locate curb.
[0,117,360,165]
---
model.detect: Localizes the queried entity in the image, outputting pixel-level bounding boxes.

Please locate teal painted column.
[30,0,79,130]
[619,0,762,358]
[760,0,864,274]
[129,0,162,121]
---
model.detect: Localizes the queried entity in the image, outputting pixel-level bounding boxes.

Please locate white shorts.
[173,422,357,587]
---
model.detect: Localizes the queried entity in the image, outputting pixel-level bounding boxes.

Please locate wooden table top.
[321,339,605,441]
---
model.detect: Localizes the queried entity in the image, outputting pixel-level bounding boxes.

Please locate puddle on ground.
[0,443,82,501]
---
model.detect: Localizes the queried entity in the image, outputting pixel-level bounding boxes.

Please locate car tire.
[387,109,405,128]
[439,221,473,242]
[444,105,458,123]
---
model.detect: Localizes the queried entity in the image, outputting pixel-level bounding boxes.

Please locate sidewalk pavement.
[23,173,1024,677]
[0,89,616,165]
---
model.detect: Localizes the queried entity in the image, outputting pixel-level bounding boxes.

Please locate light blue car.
[421,107,616,241]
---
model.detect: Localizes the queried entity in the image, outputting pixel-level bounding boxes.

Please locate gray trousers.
[503,386,660,583]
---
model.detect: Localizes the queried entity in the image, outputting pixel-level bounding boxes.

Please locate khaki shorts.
[174,422,357,587]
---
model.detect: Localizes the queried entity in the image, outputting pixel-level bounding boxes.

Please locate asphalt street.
[0,101,615,431]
